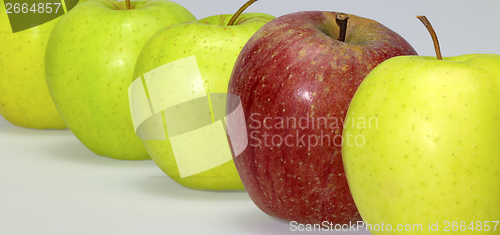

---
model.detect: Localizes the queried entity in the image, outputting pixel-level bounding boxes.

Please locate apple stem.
[227,0,258,26]
[126,0,130,10]
[336,13,349,42]
[417,15,443,60]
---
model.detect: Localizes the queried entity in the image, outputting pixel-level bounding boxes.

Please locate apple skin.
[133,13,275,190]
[45,0,196,160]
[0,0,84,129]
[227,11,417,224]
[342,54,500,234]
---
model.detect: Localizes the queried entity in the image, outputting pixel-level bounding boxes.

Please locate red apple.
[227,11,417,224]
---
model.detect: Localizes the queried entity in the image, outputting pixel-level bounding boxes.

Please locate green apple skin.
[342,54,500,234]
[133,13,275,189]
[0,0,69,129]
[45,0,196,160]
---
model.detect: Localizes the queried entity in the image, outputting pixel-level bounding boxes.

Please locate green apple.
[131,1,275,189]
[0,0,85,129]
[342,16,500,234]
[45,0,196,160]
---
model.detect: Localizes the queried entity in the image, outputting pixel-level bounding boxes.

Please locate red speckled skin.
[227,11,417,224]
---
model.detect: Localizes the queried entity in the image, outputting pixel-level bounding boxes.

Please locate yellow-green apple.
[45,0,196,160]
[342,16,500,234]
[0,0,83,129]
[131,0,275,189]
[227,11,417,224]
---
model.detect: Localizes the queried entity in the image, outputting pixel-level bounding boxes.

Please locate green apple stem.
[336,13,349,42]
[227,0,258,26]
[126,0,130,10]
[417,15,443,60]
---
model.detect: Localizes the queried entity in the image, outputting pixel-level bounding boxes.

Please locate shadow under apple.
[133,174,250,201]
[41,134,153,168]
[0,118,69,137]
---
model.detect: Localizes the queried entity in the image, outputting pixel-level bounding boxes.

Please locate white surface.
[0,118,371,234]
[1,0,499,234]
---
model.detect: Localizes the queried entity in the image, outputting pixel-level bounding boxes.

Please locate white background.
[179,0,500,56]
[1,0,499,234]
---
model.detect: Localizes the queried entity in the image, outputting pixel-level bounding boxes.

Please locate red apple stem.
[126,0,130,10]
[227,0,258,26]
[417,15,443,60]
[336,13,349,42]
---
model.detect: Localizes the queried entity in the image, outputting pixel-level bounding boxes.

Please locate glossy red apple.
[227,11,417,224]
